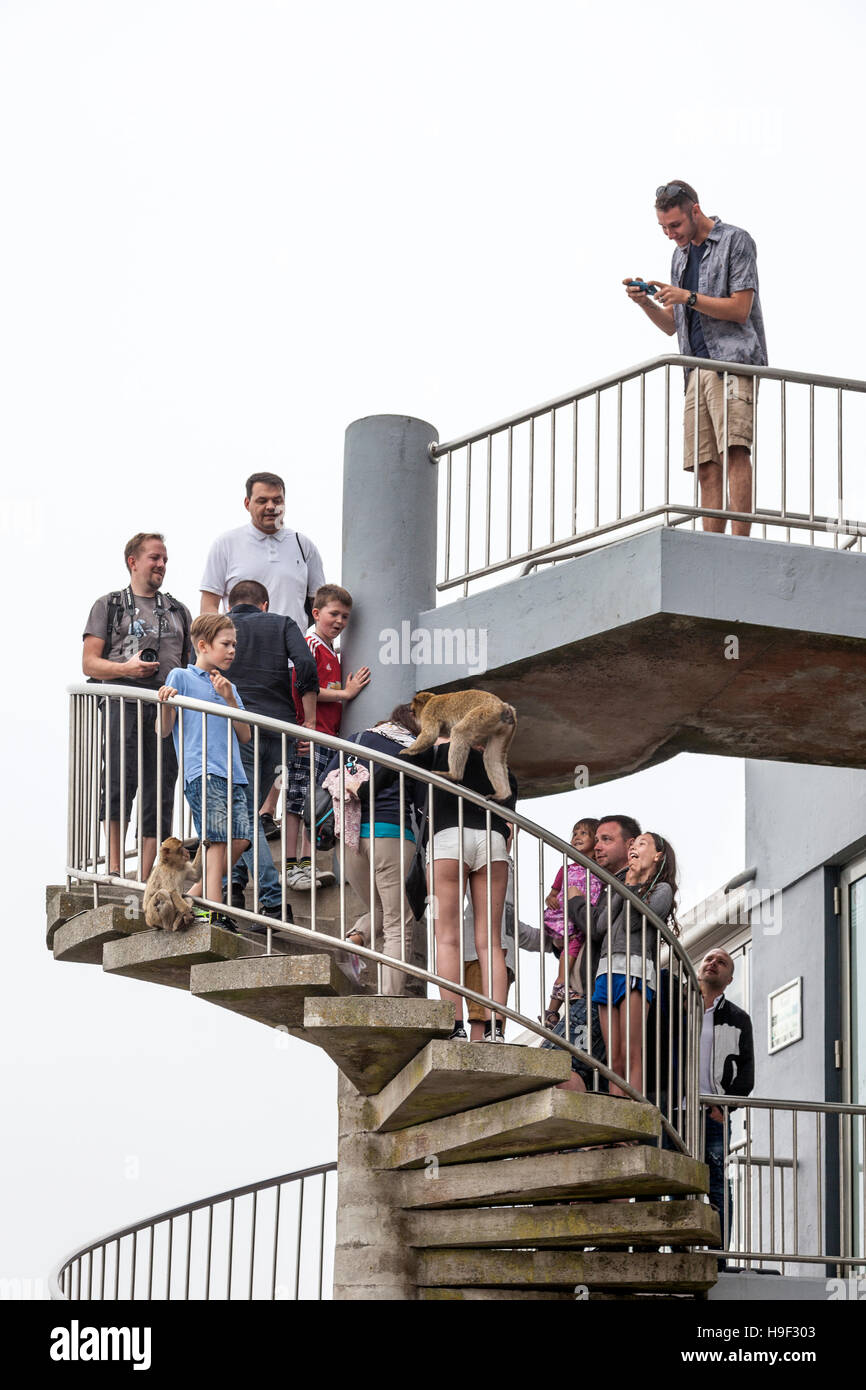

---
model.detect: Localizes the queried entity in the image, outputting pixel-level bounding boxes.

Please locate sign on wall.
[768,976,803,1054]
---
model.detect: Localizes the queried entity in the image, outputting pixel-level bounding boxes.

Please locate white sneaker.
[286,864,311,890]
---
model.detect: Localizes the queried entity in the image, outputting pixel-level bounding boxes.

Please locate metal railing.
[66,683,703,1154]
[703,1095,866,1277]
[49,1161,336,1300]
[432,354,866,594]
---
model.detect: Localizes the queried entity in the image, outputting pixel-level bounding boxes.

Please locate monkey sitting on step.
[143,837,209,931]
[401,690,517,800]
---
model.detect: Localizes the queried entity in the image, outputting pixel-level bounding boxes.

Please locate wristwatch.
[686,290,698,308]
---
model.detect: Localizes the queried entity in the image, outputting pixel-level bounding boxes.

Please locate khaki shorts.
[464,957,515,1022]
[683,369,755,472]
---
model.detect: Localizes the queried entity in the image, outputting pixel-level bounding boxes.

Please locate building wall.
[743,760,866,1266]
[745,759,866,1102]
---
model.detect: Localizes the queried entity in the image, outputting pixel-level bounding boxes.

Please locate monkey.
[143,837,209,931]
[401,690,517,800]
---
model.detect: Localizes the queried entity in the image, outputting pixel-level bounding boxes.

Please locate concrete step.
[415,1248,718,1294]
[102,922,259,990]
[46,884,132,949]
[52,904,150,965]
[377,1088,660,1170]
[368,1039,572,1133]
[302,997,454,1094]
[190,953,352,1031]
[397,1144,708,1209]
[407,1199,720,1250]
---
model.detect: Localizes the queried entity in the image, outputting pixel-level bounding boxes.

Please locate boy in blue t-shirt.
[158,614,252,924]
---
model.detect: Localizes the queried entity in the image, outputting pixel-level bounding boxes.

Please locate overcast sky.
[2,0,863,1291]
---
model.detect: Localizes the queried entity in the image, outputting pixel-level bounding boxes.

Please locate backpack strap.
[162,592,191,668]
[295,534,315,626]
[104,591,125,652]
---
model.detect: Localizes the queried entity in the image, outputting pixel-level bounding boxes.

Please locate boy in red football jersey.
[284,585,371,889]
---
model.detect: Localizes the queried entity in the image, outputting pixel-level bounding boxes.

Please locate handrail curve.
[65,683,702,1151]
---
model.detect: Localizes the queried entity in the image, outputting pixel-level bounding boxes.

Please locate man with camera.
[624,180,768,536]
[82,533,193,878]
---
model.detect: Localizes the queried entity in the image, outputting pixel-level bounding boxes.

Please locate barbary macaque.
[143,837,208,931]
[402,690,517,800]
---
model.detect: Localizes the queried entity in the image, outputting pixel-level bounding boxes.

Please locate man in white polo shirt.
[200,472,326,630]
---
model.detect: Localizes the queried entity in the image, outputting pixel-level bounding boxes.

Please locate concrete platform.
[408,1199,719,1250]
[302,997,454,1094]
[377,1088,660,1169]
[52,904,150,964]
[190,953,351,1030]
[396,1143,708,1208]
[102,922,259,990]
[46,883,132,949]
[416,528,866,793]
[368,1038,572,1132]
[414,1248,718,1293]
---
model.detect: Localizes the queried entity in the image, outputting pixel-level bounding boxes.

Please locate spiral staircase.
[47,869,718,1301]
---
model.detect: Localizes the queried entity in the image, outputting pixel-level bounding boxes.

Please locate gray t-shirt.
[83,590,191,686]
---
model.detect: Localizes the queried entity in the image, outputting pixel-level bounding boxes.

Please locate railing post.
[341,414,439,730]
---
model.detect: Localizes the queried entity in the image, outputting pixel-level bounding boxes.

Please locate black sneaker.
[448,1022,468,1041]
[209,911,239,934]
[261,903,295,924]
[483,1020,505,1042]
[259,813,281,841]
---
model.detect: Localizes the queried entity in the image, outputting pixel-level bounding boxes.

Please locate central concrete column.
[332,1071,416,1300]
[340,414,439,733]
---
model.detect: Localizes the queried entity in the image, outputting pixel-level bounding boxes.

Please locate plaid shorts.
[283,743,333,816]
[185,775,251,844]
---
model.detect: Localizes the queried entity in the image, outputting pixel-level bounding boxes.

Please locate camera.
[140,647,159,664]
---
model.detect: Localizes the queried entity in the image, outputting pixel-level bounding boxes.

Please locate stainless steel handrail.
[432,354,866,594]
[49,1161,337,1301]
[65,683,703,1152]
[701,1094,866,1276]
[432,354,866,455]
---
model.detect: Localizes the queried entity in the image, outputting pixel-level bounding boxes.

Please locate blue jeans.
[230,733,286,910]
[705,1112,733,1246]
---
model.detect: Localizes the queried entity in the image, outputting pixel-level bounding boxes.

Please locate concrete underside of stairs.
[417,528,866,795]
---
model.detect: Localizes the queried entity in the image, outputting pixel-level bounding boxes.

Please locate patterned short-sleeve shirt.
[670,217,768,372]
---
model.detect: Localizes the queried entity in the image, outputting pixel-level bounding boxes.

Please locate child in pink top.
[543,819,600,1026]
[543,819,602,955]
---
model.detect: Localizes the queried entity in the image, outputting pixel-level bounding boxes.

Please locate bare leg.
[623,989,651,1094]
[697,461,725,533]
[698,449,752,536]
[727,445,753,536]
[284,812,303,861]
[109,824,157,879]
[600,1001,628,1097]
[429,860,466,1018]
[557,1073,588,1092]
[109,821,121,876]
[469,861,509,1020]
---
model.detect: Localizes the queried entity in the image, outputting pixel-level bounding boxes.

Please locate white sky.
[2,0,863,1288]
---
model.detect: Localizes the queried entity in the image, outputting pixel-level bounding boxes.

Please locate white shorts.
[427,827,509,873]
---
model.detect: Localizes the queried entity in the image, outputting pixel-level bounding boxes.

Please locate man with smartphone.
[624,181,767,536]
